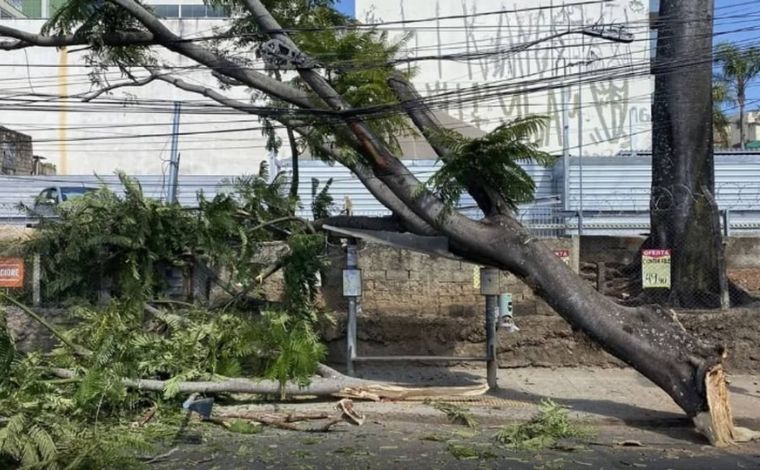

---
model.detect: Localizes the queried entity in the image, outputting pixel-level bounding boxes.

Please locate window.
[60,187,94,201]
[153,4,179,18]
[0,7,14,18]
[206,5,228,18]
[180,4,206,17]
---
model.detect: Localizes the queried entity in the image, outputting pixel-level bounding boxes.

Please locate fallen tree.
[0,0,757,446]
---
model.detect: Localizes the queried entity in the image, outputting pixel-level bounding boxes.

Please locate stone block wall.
[0,126,33,175]
[254,238,575,318]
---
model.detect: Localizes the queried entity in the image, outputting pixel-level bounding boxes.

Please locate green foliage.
[251,311,326,398]
[283,234,327,314]
[208,0,416,159]
[425,116,554,214]
[27,172,305,303]
[713,81,733,147]
[27,173,198,304]
[0,299,326,467]
[715,43,760,94]
[430,401,478,428]
[226,419,262,435]
[311,177,335,220]
[494,399,592,450]
[43,1,155,86]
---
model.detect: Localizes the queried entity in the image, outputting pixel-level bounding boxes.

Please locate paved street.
[151,366,760,468]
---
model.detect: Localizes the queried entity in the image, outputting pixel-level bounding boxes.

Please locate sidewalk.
[221,366,760,429]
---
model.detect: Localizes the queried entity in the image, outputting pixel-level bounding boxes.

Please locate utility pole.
[562,61,570,211]
[167,101,181,203]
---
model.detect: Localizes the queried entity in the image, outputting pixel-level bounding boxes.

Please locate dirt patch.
[729,269,760,293]
[325,309,760,372]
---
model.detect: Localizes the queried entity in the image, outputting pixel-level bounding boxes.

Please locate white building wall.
[357,0,653,156]
[0,16,274,175]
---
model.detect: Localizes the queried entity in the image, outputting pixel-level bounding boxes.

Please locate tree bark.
[739,87,746,150]
[650,0,728,308]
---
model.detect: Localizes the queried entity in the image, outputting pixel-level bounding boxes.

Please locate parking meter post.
[344,239,360,376]
[480,268,500,389]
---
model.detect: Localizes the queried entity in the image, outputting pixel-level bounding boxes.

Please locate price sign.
[554,249,571,266]
[0,258,24,288]
[642,249,671,289]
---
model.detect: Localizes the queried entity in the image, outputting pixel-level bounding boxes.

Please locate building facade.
[0,126,34,175]
[0,1,655,177]
[356,0,654,157]
[0,0,24,18]
[0,1,266,176]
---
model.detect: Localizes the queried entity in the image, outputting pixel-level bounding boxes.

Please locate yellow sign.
[642,249,671,289]
[472,266,480,289]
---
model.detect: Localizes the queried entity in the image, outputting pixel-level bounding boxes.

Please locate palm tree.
[712,80,734,148]
[715,43,760,149]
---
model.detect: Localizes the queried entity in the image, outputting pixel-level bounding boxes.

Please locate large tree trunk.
[650,0,728,308]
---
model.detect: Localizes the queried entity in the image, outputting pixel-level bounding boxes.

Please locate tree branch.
[242,0,483,244]
[80,73,160,102]
[387,72,508,217]
[107,0,316,108]
[0,25,154,50]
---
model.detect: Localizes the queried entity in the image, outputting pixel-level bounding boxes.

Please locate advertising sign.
[554,249,571,265]
[642,249,671,289]
[0,258,24,288]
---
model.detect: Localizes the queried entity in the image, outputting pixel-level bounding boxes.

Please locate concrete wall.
[0,126,33,175]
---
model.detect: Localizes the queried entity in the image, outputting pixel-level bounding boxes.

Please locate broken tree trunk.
[470,215,754,446]
[239,0,756,445]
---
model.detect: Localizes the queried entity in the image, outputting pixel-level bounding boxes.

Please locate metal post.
[485,293,498,389]
[578,12,585,237]
[480,267,499,389]
[167,101,182,204]
[345,240,359,376]
[629,107,637,156]
[562,63,570,211]
[32,254,41,306]
[723,209,731,238]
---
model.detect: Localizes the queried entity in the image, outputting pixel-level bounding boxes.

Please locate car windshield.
[60,187,94,201]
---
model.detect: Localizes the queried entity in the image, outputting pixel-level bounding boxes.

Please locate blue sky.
[334,0,354,17]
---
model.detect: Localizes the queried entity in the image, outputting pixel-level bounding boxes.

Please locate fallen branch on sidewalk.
[49,368,489,401]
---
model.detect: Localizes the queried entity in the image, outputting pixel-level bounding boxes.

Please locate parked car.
[31,185,97,217]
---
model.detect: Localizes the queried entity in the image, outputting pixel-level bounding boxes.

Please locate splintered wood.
[694,365,760,446]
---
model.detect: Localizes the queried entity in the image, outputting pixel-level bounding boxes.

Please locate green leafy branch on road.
[495,399,593,450]
[430,401,479,428]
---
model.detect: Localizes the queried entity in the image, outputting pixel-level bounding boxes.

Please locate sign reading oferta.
[642,249,671,289]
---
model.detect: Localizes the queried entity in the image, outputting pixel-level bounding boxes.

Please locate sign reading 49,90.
[642,249,671,289]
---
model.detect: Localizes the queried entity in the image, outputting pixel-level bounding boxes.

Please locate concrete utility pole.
[167,101,181,203]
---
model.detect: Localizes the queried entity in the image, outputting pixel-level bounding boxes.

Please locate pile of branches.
[0,170,341,467]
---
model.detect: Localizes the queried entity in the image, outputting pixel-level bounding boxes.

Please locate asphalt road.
[149,421,760,469]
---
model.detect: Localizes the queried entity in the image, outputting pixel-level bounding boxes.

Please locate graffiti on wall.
[361,0,652,153]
